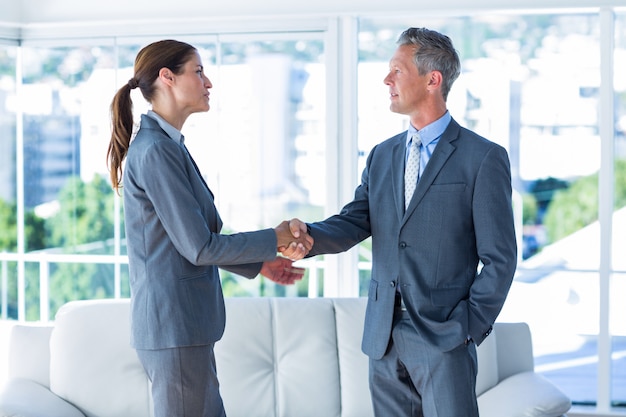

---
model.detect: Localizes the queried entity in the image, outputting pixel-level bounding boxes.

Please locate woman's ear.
[158,68,175,86]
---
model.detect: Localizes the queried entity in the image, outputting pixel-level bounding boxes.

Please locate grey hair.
[397,27,461,101]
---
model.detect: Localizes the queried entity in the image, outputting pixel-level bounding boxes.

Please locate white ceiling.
[3,0,625,26]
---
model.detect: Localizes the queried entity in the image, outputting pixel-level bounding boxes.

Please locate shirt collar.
[407,110,451,147]
[146,110,184,144]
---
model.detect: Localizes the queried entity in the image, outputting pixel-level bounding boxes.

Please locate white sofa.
[0,297,571,417]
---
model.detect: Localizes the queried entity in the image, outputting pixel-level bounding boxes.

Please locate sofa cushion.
[477,371,572,417]
[49,300,151,417]
[0,378,86,417]
[215,297,280,417]
[332,298,373,417]
[216,297,342,417]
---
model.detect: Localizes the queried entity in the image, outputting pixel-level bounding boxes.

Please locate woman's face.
[173,51,213,115]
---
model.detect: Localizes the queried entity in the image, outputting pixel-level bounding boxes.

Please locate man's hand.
[260,256,305,285]
[275,218,313,261]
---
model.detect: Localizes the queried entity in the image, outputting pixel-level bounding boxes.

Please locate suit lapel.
[402,120,461,221]
[181,146,221,231]
[140,115,222,234]
[183,143,214,199]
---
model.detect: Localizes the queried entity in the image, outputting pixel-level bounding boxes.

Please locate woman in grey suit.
[106,40,312,417]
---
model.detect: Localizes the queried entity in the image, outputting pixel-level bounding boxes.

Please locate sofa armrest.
[0,378,86,417]
[7,322,55,387]
[494,322,535,380]
[477,371,571,417]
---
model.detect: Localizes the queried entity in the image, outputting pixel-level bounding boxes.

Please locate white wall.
[0,0,19,22]
[0,1,20,40]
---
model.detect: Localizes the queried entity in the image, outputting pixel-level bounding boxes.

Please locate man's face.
[383,44,431,116]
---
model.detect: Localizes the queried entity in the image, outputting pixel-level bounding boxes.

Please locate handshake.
[274,218,313,261]
[259,219,312,286]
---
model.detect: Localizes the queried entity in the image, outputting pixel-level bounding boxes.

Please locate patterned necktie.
[404,133,421,210]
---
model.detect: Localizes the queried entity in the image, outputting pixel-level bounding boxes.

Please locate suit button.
[399,242,407,248]
[390,282,396,288]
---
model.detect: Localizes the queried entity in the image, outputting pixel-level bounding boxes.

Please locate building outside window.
[0,32,328,321]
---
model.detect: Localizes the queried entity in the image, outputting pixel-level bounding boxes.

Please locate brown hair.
[106,39,197,191]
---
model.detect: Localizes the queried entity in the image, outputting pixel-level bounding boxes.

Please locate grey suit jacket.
[308,118,517,359]
[124,114,277,350]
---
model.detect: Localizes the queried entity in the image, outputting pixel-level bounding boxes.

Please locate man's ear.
[427,70,442,87]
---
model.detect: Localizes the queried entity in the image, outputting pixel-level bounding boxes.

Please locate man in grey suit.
[287,27,517,416]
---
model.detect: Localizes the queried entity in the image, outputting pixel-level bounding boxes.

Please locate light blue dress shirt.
[406,111,452,179]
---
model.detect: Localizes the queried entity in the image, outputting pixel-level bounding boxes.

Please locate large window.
[0,43,17,320]
[11,41,128,320]
[1,5,625,412]
[610,11,626,408]
[357,11,625,408]
[0,31,328,321]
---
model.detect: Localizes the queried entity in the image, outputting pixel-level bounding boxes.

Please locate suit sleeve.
[468,145,517,345]
[306,149,375,256]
